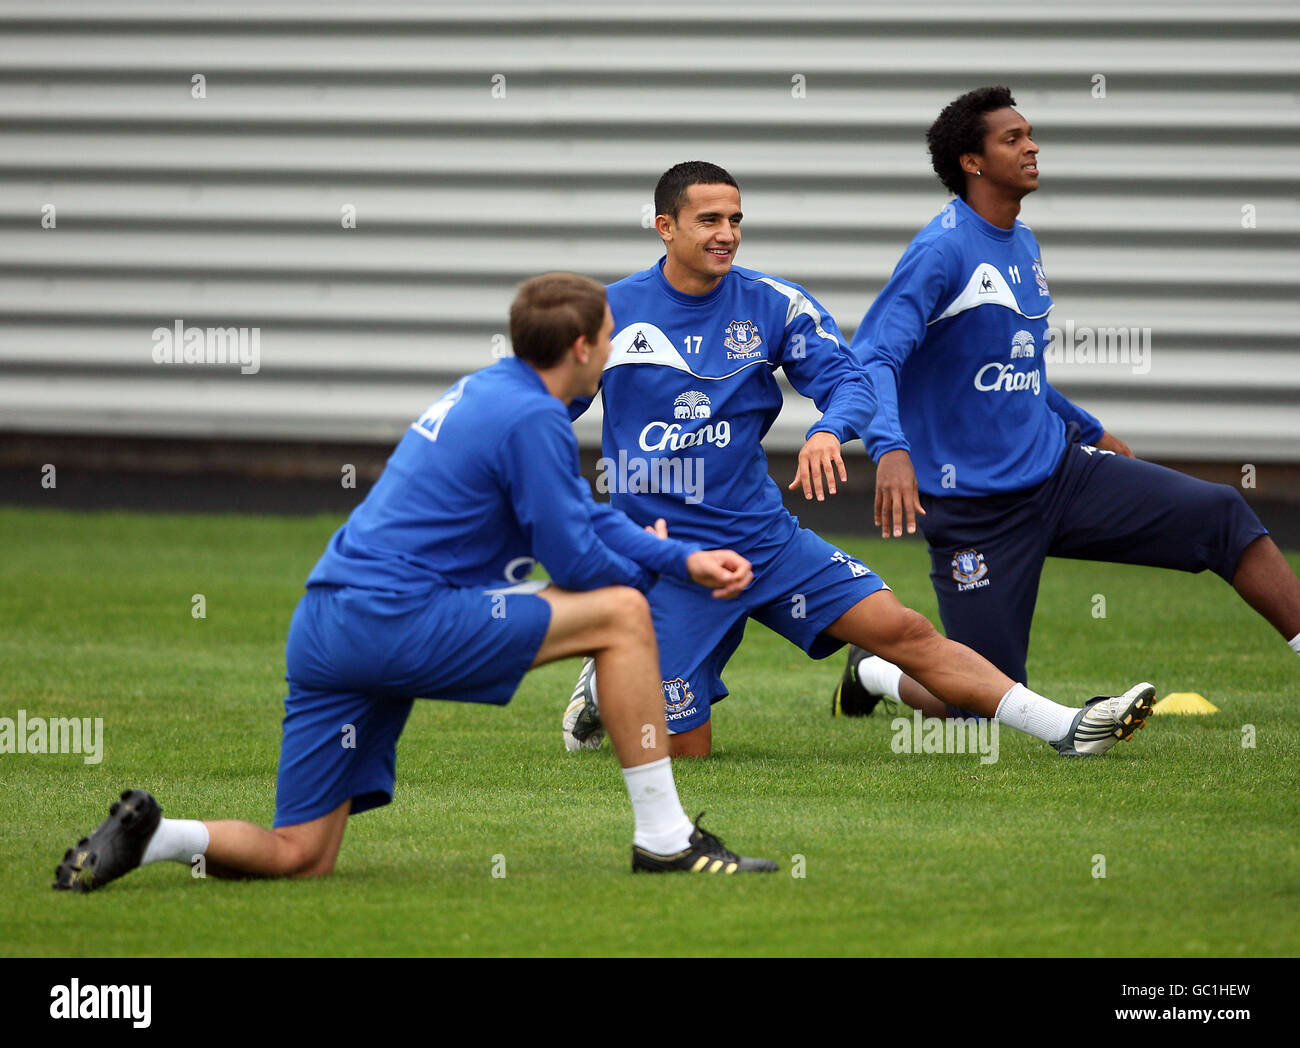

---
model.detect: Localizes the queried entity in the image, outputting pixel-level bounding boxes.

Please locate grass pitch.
[1,506,1296,957]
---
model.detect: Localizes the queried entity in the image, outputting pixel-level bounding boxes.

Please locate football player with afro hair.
[835,86,1300,724]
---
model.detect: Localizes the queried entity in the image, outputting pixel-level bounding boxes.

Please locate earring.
[976,170,982,176]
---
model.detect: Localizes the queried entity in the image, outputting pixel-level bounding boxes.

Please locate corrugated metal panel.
[0,1,1296,459]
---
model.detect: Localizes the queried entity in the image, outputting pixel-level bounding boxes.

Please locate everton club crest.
[662,678,697,713]
[1032,258,1050,297]
[723,319,763,359]
[951,548,990,591]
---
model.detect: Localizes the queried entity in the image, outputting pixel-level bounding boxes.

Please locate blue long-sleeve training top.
[307,355,701,594]
[571,257,876,550]
[855,196,1104,498]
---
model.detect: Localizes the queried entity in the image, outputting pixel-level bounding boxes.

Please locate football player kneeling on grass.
[54,272,777,892]
[836,86,1300,726]
[561,161,1156,762]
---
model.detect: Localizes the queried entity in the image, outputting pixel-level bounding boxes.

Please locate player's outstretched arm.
[875,448,926,539]
[507,407,677,591]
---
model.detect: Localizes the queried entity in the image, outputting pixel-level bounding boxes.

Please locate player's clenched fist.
[686,549,754,599]
[646,518,752,598]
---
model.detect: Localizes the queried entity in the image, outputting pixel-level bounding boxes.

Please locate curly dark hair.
[926,86,1017,198]
[654,161,739,220]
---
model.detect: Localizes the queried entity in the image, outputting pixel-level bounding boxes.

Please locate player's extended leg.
[839,547,1039,721]
[827,590,1015,718]
[53,789,349,892]
[203,800,352,878]
[54,585,775,892]
[1232,537,1300,645]
[1047,447,1300,659]
[837,502,1050,720]
[826,589,1155,755]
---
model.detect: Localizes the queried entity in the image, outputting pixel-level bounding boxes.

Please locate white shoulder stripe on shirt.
[755,276,840,346]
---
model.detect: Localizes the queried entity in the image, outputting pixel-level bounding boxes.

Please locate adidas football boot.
[632,813,778,874]
[562,656,605,751]
[1051,683,1156,757]
[53,789,162,892]
[832,645,885,717]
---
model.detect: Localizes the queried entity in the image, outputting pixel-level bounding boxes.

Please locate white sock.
[994,683,1079,743]
[855,654,903,702]
[622,757,693,854]
[141,817,210,866]
[1289,632,1300,657]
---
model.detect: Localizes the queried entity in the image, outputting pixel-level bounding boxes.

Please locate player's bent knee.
[669,726,712,759]
[610,584,650,617]
[1193,482,1264,574]
[534,585,652,664]
[603,585,653,634]
[292,856,337,879]
[1194,481,1247,522]
[275,826,337,877]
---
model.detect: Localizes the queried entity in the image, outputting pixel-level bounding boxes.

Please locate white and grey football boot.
[562,656,605,752]
[1052,682,1156,757]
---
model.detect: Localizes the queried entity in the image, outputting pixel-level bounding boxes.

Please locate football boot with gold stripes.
[53,789,161,892]
[632,812,778,873]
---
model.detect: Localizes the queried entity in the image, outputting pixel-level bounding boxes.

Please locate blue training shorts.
[920,424,1268,700]
[273,581,552,827]
[650,526,889,734]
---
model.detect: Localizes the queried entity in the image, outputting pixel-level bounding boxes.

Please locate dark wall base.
[2,433,1297,547]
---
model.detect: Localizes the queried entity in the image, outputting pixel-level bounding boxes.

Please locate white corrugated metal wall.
[1,1,1297,460]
